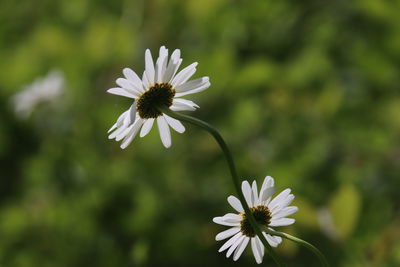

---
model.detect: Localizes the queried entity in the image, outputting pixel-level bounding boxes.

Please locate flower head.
[213,176,298,264]
[11,70,65,118]
[107,46,210,149]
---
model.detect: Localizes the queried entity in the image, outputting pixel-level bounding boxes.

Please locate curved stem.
[159,106,285,266]
[265,229,329,267]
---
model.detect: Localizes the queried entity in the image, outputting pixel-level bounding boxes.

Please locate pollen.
[240,205,272,237]
[137,83,175,119]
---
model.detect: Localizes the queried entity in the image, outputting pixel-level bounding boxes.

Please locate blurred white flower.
[213,176,298,264]
[317,207,339,241]
[12,70,65,118]
[107,46,210,149]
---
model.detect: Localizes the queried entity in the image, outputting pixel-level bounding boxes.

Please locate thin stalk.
[265,228,329,267]
[159,106,285,266]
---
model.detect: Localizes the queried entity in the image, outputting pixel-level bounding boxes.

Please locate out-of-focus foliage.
[1,0,400,266]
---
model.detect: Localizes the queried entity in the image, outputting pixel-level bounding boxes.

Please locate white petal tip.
[120,140,132,149]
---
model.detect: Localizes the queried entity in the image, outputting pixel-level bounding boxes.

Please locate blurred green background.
[1,0,400,266]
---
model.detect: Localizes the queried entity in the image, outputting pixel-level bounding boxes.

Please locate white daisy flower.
[11,70,65,118]
[107,46,210,149]
[213,176,298,264]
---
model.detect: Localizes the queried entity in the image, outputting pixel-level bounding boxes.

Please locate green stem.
[265,229,329,267]
[159,106,285,266]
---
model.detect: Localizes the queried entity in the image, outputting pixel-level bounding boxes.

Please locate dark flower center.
[137,83,175,119]
[240,205,272,237]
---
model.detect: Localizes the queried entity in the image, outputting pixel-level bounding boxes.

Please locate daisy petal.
[163,114,185,133]
[120,119,144,149]
[116,78,137,91]
[251,236,264,264]
[107,87,138,98]
[140,118,154,137]
[110,104,136,141]
[145,49,155,84]
[226,235,245,258]
[216,227,240,241]
[129,102,137,123]
[233,237,250,261]
[269,218,295,227]
[170,104,195,111]
[268,189,291,210]
[213,217,240,226]
[116,123,134,141]
[260,187,275,205]
[263,232,282,247]
[120,135,134,149]
[227,195,244,213]
[175,79,210,97]
[163,49,182,82]
[170,98,199,111]
[165,58,182,83]
[262,176,275,188]
[275,194,295,211]
[251,238,262,264]
[256,236,265,258]
[242,181,253,207]
[222,213,242,223]
[142,71,150,90]
[175,77,209,93]
[108,116,124,133]
[213,213,241,225]
[252,180,259,206]
[170,48,181,61]
[266,232,283,245]
[171,62,198,87]
[213,216,240,226]
[108,122,118,133]
[274,235,283,244]
[123,68,144,93]
[270,195,295,214]
[219,232,242,252]
[108,110,129,133]
[155,46,168,83]
[272,206,298,219]
[108,124,127,139]
[259,176,275,203]
[157,116,171,148]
